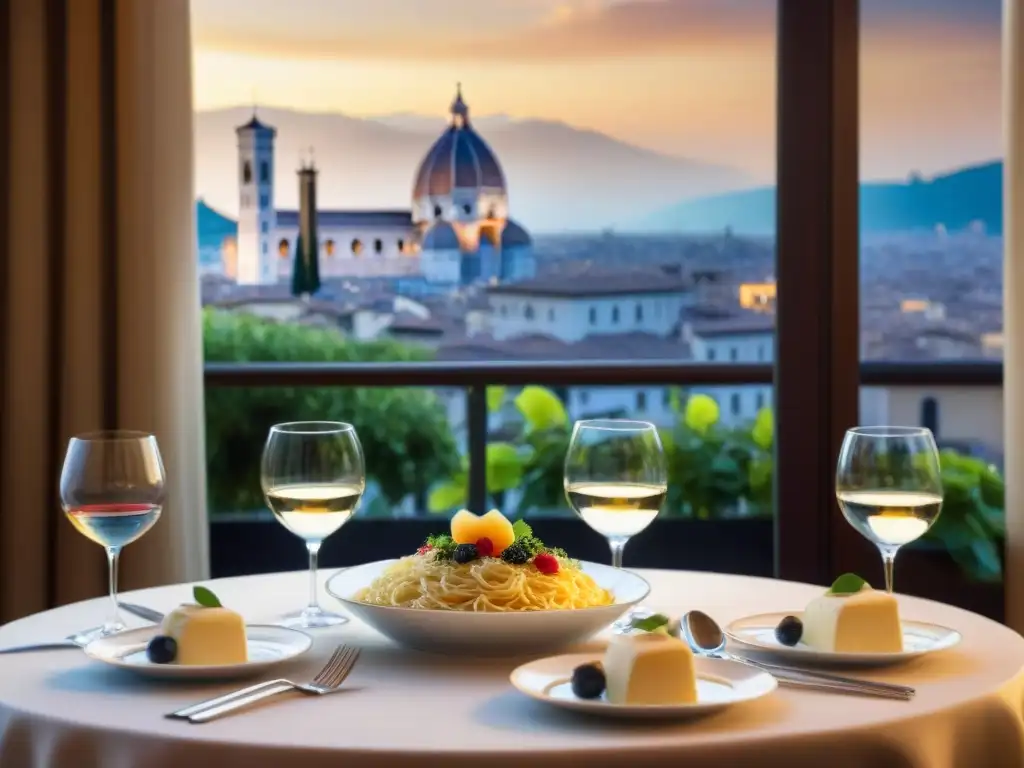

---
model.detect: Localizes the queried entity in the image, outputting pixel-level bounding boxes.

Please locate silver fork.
[171,645,360,724]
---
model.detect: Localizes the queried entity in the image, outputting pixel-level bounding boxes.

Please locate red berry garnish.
[533,553,559,574]
[475,537,494,557]
[417,544,433,555]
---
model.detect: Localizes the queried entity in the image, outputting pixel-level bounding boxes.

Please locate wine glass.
[564,419,667,629]
[261,422,365,628]
[836,426,943,594]
[60,431,166,640]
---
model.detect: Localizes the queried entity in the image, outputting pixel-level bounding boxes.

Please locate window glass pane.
[860,0,1004,583]
[193,0,777,574]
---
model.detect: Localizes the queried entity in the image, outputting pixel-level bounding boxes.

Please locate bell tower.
[235,112,277,284]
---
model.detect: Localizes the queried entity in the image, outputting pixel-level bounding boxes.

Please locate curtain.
[0,0,208,624]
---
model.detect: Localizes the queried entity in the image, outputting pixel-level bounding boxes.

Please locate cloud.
[193,0,1000,63]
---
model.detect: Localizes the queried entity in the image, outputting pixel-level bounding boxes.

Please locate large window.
[192,0,778,555]
[859,0,1004,583]
[191,1,1002,613]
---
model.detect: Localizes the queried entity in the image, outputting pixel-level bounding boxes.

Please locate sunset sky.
[191,0,1001,183]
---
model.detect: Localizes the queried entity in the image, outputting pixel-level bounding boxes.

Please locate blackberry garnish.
[501,541,531,565]
[453,543,479,564]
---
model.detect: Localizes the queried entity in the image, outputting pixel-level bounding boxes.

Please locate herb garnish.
[630,613,673,633]
[424,533,457,561]
[193,585,222,608]
[827,573,868,595]
[421,518,576,566]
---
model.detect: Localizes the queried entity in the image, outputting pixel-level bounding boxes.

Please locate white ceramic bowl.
[326,559,650,656]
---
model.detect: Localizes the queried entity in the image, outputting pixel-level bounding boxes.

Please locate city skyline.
[192,0,1001,182]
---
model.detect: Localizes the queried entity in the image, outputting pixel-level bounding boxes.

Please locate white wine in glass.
[836,426,943,594]
[564,419,666,630]
[60,431,166,640]
[262,422,365,629]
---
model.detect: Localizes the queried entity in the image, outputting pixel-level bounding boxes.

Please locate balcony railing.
[204,360,1002,514]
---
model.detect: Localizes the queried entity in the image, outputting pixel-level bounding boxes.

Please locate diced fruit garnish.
[533,552,559,574]
[453,543,479,564]
[475,537,494,557]
[571,663,606,699]
[775,615,803,646]
[450,509,515,555]
[501,541,531,565]
[146,635,178,664]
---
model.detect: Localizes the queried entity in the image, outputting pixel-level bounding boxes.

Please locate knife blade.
[118,602,165,624]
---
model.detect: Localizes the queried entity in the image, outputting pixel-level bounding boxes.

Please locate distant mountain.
[194,107,748,233]
[633,161,1003,236]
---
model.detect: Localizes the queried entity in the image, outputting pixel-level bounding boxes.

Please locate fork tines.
[318,645,360,689]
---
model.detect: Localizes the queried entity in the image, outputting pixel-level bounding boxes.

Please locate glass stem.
[105,546,122,631]
[880,546,898,594]
[307,541,322,612]
[609,538,629,569]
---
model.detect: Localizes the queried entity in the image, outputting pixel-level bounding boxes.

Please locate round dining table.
[0,568,1022,768]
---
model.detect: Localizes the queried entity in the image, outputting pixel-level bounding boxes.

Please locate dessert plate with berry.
[725,612,961,667]
[723,575,961,667]
[325,510,650,656]
[83,587,313,680]
[510,651,777,720]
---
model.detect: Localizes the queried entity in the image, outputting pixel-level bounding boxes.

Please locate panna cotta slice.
[603,632,698,705]
[802,587,903,653]
[160,604,248,665]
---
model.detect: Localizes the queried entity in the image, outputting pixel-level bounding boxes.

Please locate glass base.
[612,605,656,634]
[73,621,126,645]
[278,606,348,629]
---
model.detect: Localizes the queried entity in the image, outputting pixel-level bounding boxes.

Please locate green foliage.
[924,450,1005,582]
[684,394,720,435]
[203,309,460,514]
[433,382,1005,583]
[515,386,568,431]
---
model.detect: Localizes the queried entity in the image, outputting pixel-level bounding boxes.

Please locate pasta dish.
[354,510,613,612]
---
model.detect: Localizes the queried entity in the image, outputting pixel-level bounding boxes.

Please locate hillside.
[194,106,747,233]
[633,162,1003,236]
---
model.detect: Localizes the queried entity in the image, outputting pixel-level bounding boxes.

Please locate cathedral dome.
[422,220,461,251]
[502,219,532,247]
[413,85,506,203]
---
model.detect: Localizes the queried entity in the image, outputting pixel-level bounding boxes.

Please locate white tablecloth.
[1,569,1023,768]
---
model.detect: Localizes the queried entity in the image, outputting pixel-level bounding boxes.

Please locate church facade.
[233,87,536,288]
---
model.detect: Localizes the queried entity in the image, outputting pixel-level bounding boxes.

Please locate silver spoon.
[681,610,915,699]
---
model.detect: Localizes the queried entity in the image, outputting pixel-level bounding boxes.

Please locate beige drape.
[1,0,208,624]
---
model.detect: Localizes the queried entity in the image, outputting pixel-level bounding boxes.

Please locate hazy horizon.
[192,0,1001,183]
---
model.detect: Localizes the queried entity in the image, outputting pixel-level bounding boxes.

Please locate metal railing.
[204,360,1002,513]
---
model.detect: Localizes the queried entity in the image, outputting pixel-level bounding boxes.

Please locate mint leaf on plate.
[827,573,868,595]
[630,613,672,632]
[193,585,222,608]
[512,519,533,541]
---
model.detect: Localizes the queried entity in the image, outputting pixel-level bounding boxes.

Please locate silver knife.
[119,602,165,624]
[0,641,81,654]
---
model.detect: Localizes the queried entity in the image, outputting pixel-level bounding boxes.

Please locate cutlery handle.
[0,643,79,654]
[187,683,296,723]
[168,679,289,719]
[738,656,914,694]
[776,674,912,700]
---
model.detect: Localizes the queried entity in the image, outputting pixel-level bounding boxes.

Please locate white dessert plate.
[326,560,650,656]
[725,612,962,667]
[83,625,313,680]
[510,652,777,719]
